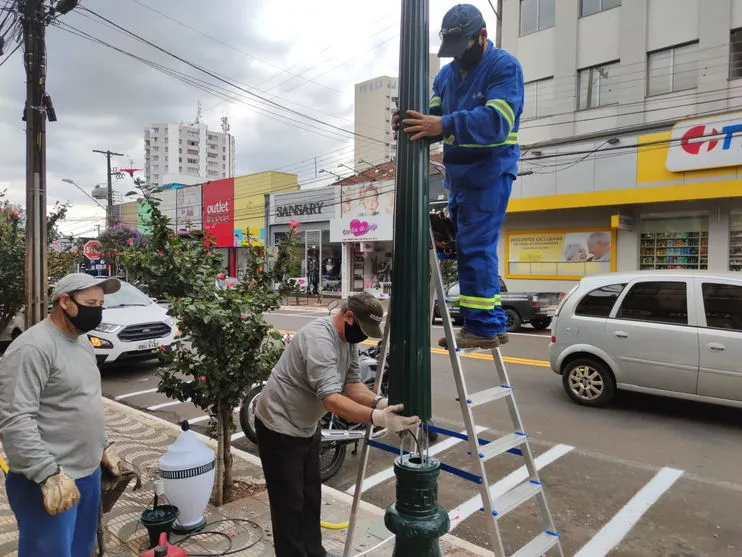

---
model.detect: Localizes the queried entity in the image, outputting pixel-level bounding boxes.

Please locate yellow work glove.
[101,447,122,476]
[41,467,80,515]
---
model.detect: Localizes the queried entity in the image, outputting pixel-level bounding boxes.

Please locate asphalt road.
[102,308,742,556]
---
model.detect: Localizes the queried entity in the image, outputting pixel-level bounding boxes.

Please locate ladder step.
[483,480,542,518]
[471,432,527,462]
[511,530,561,557]
[459,385,512,407]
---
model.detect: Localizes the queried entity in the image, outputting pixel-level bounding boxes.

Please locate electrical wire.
[171,518,264,557]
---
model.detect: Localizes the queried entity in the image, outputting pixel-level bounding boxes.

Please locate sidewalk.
[0,399,487,557]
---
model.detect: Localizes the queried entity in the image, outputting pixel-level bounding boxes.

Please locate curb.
[104,398,490,556]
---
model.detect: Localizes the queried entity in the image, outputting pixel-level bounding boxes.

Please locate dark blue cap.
[438,4,486,58]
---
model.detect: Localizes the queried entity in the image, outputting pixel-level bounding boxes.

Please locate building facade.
[353,54,440,170]
[144,121,236,190]
[496,0,742,291]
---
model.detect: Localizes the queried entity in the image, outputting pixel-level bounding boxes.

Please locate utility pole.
[385,2,448,556]
[23,0,48,329]
[496,0,503,48]
[93,149,123,229]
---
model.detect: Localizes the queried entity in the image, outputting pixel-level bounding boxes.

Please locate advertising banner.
[158,188,177,231]
[202,178,234,247]
[506,229,614,279]
[330,180,394,243]
[270,187,338,225]
[176,185,202,232]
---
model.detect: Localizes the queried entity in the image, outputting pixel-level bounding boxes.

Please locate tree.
[0,193,70,333]
[123,192,299,505]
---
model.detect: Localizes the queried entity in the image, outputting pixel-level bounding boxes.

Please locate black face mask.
[344,321,368,345]
[458,40,484,71]
[65,299,103,333]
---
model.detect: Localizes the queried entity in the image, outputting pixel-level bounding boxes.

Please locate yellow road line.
[277,330,550,368]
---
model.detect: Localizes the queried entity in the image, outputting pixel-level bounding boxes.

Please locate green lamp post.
[385,1,449,555]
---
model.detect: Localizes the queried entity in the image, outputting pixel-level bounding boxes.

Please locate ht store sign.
[202,178,234,247]
[667,112,742,172]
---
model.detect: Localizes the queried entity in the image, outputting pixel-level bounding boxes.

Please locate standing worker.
[395,3,524,349]
[255,292,420,557]
[0,273,125,557]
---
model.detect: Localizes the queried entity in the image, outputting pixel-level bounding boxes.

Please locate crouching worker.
[255,292,420,557]
[0,273,125,557]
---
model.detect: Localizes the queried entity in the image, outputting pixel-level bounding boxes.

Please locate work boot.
[498,333,509,345]
[438,329,500,350]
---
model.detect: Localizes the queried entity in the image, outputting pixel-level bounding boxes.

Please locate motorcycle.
[239,335,438,482]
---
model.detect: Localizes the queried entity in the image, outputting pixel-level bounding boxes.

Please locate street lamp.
[319,168,343,179]
[61,178,106,211]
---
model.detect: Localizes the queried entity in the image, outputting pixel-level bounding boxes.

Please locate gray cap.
[51,273,121,302]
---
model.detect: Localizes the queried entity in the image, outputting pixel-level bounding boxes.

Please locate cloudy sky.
[0,0,498,235]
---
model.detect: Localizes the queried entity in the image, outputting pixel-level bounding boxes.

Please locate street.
[101,308,742,556]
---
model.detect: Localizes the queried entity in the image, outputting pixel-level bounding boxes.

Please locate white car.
[88,280,177,365]
[0,312,25,344]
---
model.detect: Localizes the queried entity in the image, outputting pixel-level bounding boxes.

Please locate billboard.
[176,185,202,232]
[505,229,615,279]
[202,178,234,247]
[330,180,394,243]
[270,186,337,225]
[666,111,742,172]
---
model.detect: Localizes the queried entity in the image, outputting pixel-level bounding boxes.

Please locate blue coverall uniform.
[430,39,524,338]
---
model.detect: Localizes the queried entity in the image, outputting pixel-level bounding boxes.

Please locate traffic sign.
[83,240,102,261]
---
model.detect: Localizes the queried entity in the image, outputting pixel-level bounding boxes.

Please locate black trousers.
[256,418,326,557]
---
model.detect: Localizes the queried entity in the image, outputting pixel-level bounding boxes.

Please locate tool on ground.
[341,217,565,557]
[138,532,187,557]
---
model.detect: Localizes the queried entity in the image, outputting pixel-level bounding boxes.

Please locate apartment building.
[353,53,440,170]
[493,0,742,292]
[143,122,236,189]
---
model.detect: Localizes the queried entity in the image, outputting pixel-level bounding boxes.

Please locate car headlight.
[87,335,114,349]
[165,317,176,327]
[95,323,122,334]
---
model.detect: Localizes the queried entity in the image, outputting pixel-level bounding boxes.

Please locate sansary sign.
[276,202,325,218]
[667,112,742,172]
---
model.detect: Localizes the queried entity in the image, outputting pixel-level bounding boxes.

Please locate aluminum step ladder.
[342,225,564,557]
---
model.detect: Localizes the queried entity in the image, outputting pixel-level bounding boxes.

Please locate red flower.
[288,219,301,229]
[240,313,248,320]
[157,250,165,256]
[158,345,167,351]
[216,273,226,280]
[126,238,134,247]
[205,251,212,256]
[197,375,207,382]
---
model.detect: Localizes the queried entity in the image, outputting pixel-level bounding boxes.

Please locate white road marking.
[231,432,245,441]
[345,426,488,495]
[448,443,574,531]
[189,406,241,426]
[573,466,684,557]
[114,388,158,400]
[147,399,190,411]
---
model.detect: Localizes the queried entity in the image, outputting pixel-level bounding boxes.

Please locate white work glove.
[371,403,421,433]
[41,467,80,515]
[373,396,389,410]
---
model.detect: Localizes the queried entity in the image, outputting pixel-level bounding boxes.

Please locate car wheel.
[239,383,264,445]
[530,317,551,330]
[562,358,615,407]
[504,308,521,332]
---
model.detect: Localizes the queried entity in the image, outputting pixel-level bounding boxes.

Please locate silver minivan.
[549,271,742,409]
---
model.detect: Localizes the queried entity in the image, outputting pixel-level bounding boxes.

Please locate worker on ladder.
[394,3,524,349]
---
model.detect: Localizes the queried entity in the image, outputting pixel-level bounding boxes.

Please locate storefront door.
[305,230,321,295]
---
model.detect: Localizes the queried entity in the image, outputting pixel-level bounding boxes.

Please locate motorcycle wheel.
[239,383,264,445]
[319,442,346,482]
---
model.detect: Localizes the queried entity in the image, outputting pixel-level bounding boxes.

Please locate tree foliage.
[123,190,300,505]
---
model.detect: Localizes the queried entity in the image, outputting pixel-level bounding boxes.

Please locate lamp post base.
[385,454,450,557]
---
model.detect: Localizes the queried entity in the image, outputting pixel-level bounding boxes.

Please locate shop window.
[580,0,620,17]
[615,281,688,326]
[731,29,742,80]
[577,62,620,110]
[730,211,742,271]
[701,283,742,331]
[574,284,626,317]
[520,0,555,36]
[523,78,555,120]
[639,216,708,270]
[647,42,699,96]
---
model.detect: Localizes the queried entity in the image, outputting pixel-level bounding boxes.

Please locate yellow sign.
[505,229,616,280]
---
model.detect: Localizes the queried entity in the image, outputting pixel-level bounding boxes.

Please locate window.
[523,78,555,119]
[730,211,742,271]
[575,284,626,317]
[616,282,688,325]
[639,216,708,270]
[648,42,699,96]
[578,62,620,109]
[580,0,620,17]
[702,283,742,331]
[520,0,555,35]
[730,29,742,80]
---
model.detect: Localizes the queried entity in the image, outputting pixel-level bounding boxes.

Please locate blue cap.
[438,4,486,58]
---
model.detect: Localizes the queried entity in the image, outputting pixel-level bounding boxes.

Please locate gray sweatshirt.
[0,319,106,483]
[256,317,361,438]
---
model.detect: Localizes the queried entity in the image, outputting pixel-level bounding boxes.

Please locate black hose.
[171,518,264,557]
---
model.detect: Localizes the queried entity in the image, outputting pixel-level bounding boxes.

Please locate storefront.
[268,186,341,294]
[502,111,742,292]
